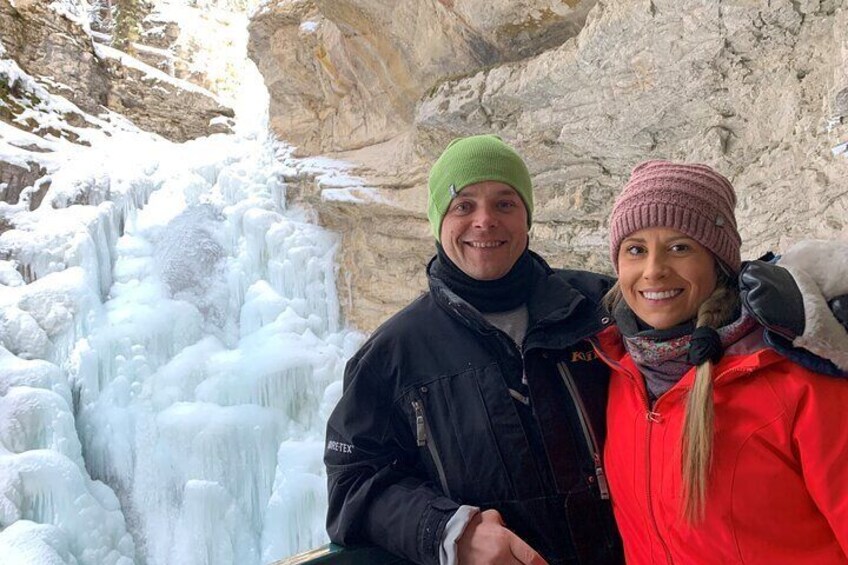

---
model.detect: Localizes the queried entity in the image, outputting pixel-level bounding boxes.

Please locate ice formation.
[0,28,366,565]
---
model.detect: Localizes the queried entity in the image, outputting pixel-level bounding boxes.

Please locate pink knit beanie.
[609,160,742,274]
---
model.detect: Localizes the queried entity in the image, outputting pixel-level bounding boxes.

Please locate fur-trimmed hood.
[779,240,848,372]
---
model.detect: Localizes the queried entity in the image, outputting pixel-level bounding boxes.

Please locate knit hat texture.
[609,160,742,274]
[427,134,533,240]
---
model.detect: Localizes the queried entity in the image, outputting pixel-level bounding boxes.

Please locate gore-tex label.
[326,440,353,454]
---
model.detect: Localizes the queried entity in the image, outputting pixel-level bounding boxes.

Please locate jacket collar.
[593,324,787,389]
[429,252,607,350]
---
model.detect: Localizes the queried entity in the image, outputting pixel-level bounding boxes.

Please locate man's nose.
[471,205,498,228]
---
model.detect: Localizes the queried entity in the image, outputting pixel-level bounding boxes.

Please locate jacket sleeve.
[792,370,848,554]
[740,258,848,376]
[324,352,460,565]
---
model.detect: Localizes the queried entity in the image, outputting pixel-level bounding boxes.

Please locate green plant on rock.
[112,0,149,54]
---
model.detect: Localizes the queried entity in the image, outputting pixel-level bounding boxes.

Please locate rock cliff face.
[248,0,595,156]
[1,0,111,116]
[0,0,239,221]
[261,0,848,333]
[0,0,234,143]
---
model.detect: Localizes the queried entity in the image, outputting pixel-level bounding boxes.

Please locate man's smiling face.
[439,181,528,281]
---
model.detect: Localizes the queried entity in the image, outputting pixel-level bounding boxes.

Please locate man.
[324,135,622,565]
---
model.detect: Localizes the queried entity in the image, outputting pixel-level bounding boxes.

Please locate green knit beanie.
[427,134,533,241]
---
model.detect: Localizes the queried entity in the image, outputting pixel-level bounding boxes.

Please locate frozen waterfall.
[0,61,364,564]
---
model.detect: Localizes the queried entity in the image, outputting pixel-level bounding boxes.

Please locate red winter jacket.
[592,325,848,565]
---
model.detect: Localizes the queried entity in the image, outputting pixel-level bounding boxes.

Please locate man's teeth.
[467,241,503,248]
[641,289,682,300]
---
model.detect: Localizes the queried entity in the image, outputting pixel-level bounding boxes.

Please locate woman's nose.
[642,253,668,279]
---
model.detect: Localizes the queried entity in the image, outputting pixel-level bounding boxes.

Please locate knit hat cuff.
[610,203,742,273]
[428,172,532,239]
[427,135,533,241]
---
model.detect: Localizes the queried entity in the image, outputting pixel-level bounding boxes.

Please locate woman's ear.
[715,259,734,287]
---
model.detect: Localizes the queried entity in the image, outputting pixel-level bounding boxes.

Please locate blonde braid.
[680,284,738,522]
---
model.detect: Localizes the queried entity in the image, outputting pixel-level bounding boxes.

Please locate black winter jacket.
[325,256,623,565]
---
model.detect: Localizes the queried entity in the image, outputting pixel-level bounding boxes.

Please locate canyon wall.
[251,0,848,332]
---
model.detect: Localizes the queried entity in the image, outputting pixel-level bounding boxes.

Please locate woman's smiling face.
[617,227,718,330]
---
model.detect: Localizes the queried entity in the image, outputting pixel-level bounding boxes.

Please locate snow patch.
[300,20,319,33]
[321,186,387,204]
[93,43,218,99]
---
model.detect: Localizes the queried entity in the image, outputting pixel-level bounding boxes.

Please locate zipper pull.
[595,465,611,500]
[509,388,530,406]
[646,411,662,423]
[593,453,611,500]
[412,400,426,446]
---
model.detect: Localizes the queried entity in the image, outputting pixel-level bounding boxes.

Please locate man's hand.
[456,509,548,565]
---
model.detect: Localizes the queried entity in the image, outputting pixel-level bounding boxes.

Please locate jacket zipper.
[556,361,610,499]
[411,397,451,498]
[592,343,673,564]
[643,408,673,565]
[640,365,752,565]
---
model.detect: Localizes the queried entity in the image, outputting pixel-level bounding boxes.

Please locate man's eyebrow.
[455,188,519,198]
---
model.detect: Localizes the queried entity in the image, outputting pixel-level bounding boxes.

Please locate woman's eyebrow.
[621,235,697,245]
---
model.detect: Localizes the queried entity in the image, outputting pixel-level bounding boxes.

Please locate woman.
[593,160,848,564]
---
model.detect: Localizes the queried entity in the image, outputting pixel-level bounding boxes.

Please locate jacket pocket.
[410,393,451,498]
[401,364,532,504]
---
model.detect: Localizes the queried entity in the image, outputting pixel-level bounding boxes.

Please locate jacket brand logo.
[571,350,598,362]
[327,440,354,454]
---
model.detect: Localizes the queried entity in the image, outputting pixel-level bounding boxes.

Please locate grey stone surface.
[248,0,594,155]
[250,0,848,332]
[0,161,47,208]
